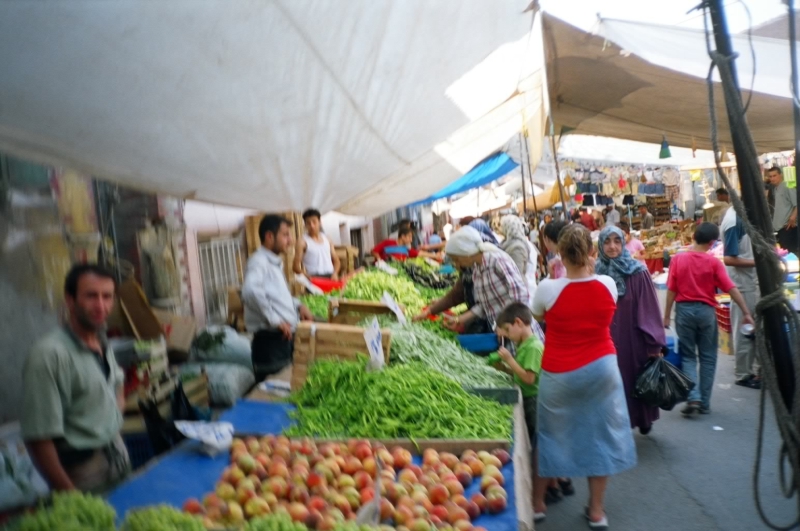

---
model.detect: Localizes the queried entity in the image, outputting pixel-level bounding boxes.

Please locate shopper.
[619,220,645,262]
[372,227,433,261]
[494,302,547,522]
[768,166,798,254]
[638,204,655,230]
[533,224,636,529]
[22,264,130,492]
[441,226,530,330]
[664,222,755,417]
[500,215,538,305]
[596,226,665,434]
[603,204,620,227]
[293,208,340,279]
[720,207,761,389]
[243,214,315,379]
[543,221,568,279]
[579,207,597,231]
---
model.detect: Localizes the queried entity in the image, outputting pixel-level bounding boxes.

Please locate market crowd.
[17,183,784,531]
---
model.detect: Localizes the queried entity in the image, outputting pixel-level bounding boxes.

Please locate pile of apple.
[183,436,512,530]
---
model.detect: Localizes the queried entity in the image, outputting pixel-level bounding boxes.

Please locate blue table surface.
[107,400,518,531]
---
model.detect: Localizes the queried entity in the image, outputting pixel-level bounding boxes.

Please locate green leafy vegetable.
[299,294,330,319]
[342,271,426,316]
[14,492,116,531]
[286,358,512,440]
[120,506,205,531]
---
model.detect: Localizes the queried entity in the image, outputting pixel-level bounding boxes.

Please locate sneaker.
[584,508,609,530]
[735,375,754,388]
[749,378,762,390]
[681,401,701,418]
[698,405,711,414]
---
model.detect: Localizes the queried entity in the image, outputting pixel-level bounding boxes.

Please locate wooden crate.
[328,298,398,325]
[335,245,359,275]
[291,322,392,391]
[122,373,209,434]
[245,212,305,257]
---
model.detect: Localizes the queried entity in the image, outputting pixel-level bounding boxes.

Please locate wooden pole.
[549,119,569,217]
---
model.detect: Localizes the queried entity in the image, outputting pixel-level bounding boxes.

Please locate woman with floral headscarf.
[596,226,666,434]
[500,215,538,303]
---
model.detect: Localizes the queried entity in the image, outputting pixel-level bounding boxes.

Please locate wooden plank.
[118,279,164,340]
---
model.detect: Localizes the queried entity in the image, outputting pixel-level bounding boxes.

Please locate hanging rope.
[702,6,800,528]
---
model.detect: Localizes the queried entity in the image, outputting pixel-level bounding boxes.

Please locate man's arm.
[329,241,341,280]
[26,440,75,491]
[664,289,676,327]
[728,287,755,326]
[292,239,306,275]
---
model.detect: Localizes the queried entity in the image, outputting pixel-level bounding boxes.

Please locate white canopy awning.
[0,0,547,217]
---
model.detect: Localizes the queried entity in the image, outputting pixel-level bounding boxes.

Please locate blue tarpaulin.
[410,152,518,206]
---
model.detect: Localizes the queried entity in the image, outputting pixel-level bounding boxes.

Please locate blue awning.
[410,152,518,206]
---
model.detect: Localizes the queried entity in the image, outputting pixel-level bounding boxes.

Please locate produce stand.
[291,321,392,391]
[107,399,534,531]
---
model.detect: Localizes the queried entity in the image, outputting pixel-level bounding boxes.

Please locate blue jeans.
[675,302,719,409]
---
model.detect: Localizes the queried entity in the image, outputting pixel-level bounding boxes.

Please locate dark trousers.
[777,227,800,255]
[251,329,293,381]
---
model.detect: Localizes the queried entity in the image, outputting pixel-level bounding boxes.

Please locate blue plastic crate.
[664,335,681,369]
[457,333,499,354]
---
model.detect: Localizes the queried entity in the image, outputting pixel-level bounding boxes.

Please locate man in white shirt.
[293,208,340,279]
[604,204,620,227]
[242,214,314,378]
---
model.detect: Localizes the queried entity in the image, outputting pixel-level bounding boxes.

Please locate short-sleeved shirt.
[515,336,544,398]
[666,251,736,307]
[721,206,758,291]
[533,275,618,373]
[372,239,419,261]
[626,238,645,261]
[21,327,124,451]
[640,212,655,229]
[772,181,797,231]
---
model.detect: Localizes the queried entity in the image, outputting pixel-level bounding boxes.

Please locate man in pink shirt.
[664,222,754,418]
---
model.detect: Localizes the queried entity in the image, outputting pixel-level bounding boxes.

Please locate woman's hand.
[412,308,432,322]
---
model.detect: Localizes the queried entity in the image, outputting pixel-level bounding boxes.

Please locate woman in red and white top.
[532,224,636,529]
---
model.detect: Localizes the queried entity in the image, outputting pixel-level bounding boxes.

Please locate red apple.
[290,484,310,504]
[486,495,507,514]
[337,474,355,490]
[430,505,449,521]
[354,470,373,491]
[354,442,373,461]
[455,471,472,488]
[451,494,469,510]
[491,449,511,466]
[453,519,473,531]
[308,495,328,512]
[482,465,504,486]
[465,458,484,477]
[392,447,413,469]
[203,493,225,510]
[398,468,418,487]
[485,485,507,500]
[444,478,464,496]
[429,484,449,505]
[305,509,324,530]
[341,486,361,511]
[379,498,395,521]
[269,462,290,480]
[394,506,415,526]
[362,457,377,477]
[410,518,432,531]
[342,456,363,475]
[480,476,499,494]
[396,495,415,510]
[423,449,440,466]
[376,448,395,468]
[440,453,459,470]
[360,487,375,505]
[470,493,487,513]
[263,477,289,498]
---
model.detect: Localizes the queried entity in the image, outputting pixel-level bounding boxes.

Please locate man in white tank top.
[293,209,341,279]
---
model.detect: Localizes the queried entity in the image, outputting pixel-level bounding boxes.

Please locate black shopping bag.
[634,357,696,411]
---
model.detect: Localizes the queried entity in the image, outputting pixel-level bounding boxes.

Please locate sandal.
[584,507,609,530]
[559,478,575,496]
[534,511,547,523]
[545,486,563,504]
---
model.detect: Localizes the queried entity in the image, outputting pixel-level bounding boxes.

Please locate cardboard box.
[152,309,197,355]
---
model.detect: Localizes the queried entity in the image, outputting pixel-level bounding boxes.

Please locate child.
[495,302,550,522]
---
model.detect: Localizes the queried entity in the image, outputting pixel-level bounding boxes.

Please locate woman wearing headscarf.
[596,226,666,434]
[467,218,500,246]
[500,215,538,303]
[441,226,531,332]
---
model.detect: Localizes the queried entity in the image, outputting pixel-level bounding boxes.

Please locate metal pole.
[519,134,529,215]
[789,0,800,254]
[522,131,539,216]
[549,121,569,216]
[707,0,795,407]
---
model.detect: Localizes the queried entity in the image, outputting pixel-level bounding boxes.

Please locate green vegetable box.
[328,299,398,326]
[290,322,393,392]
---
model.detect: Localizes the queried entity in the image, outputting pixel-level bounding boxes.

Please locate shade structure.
[409,152,518,206]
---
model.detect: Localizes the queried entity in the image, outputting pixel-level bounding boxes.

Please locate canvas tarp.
[0,1,547,218]
[544,14,793,153]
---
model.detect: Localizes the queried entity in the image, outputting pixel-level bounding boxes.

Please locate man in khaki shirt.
[22,264,130,492]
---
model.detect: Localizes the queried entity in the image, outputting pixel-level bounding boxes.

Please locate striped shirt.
[470,251,530,324]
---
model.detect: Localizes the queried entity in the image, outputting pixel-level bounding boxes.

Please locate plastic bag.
[181,363,256,407]
[634,357,695,411]
[190,326,252,368]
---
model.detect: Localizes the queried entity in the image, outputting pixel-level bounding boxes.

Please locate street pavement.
[539,353,798,531]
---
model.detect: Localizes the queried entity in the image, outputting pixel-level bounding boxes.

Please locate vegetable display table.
[107,400,533,531]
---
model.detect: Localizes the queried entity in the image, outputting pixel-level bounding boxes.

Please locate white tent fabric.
[0,0,546,217]
[597,18,795,100]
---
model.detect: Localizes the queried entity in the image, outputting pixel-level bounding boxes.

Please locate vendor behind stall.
[22,264,130,492]
[372,227,437,261]
[293,208,341,280]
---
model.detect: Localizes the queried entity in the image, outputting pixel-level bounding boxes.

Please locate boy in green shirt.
[496,302,547,522]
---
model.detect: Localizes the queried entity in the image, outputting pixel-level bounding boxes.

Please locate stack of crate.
[646,196,671,225]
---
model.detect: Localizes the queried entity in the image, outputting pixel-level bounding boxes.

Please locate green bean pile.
[299,294,330,319]
[385,322,513,388]
[14,492,116,531]
[285,359,512,440]
[342,271,426,316]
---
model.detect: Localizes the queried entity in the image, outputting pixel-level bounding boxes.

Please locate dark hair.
[64,264,116,298]
[768,166,782,174]
[496,302,533,327]
[618,219,630,233]
[558,224,592,267]
[258,214,292,244]
[715,188,729,196]
[398,227,413,239]
[543,220,567,243]
[638,204,648,210]
[302,208,321,221]
[459,216,476,227]
[397,219,411,230]
[694,222,720,245]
